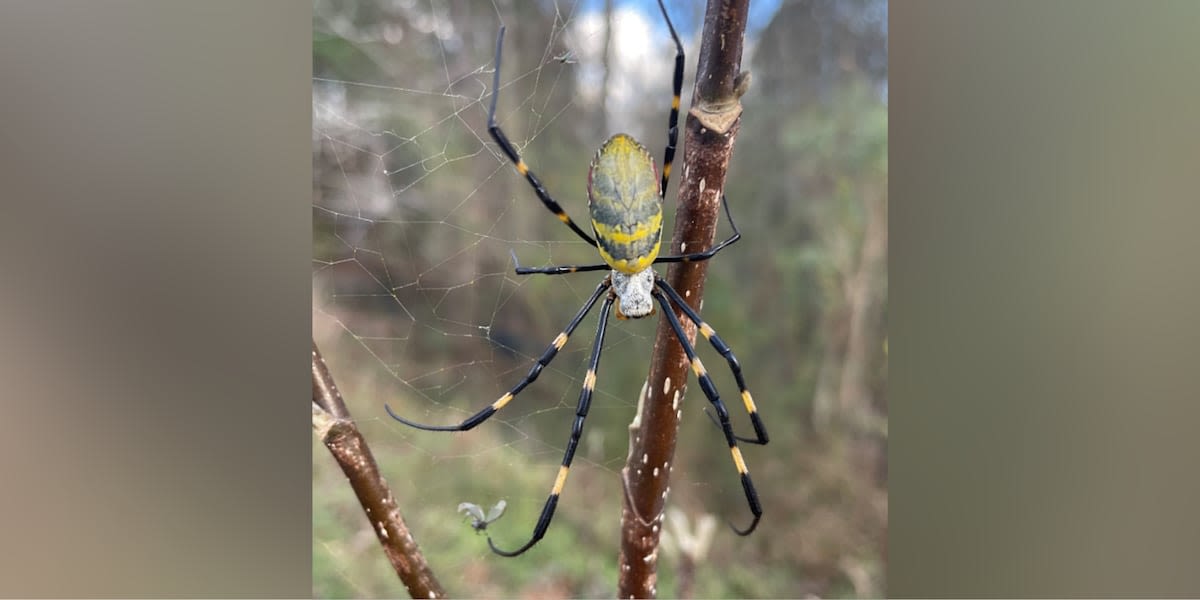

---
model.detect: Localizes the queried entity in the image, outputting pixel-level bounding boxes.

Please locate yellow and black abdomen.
[587,134,663,274]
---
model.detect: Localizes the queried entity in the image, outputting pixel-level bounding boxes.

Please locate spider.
[385,0,768,557]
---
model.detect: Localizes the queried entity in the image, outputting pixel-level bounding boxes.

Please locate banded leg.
[509,249,610,277]
[653,287,762,536]
[655,0,685,198]
[487,27,596,246]
[513,192,741,274]
[385,280,610,431]
[653,194,742,263]
[514,263,609,276]
[488,294,616,556]
[656,278,768,445]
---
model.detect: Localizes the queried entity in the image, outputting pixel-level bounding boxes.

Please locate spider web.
[312,1,727,596]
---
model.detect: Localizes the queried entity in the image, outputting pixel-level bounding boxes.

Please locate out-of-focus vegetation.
[313,0,886,597]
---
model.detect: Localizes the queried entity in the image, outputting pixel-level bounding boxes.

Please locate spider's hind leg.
[487,293,617,556]
[652,281,763,535]
[385,279,611,432]
[655,277,768,445]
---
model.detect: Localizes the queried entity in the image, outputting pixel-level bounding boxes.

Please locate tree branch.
[312,342,446,599]
[618,1,751,597]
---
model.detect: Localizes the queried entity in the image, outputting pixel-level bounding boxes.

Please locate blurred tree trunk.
[598,0,614,139]
[812,186,888,436]
[838,187,887,433]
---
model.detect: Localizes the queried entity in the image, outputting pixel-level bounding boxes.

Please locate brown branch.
[312,342,446,599]
[618,1,751,597]
[313,340,351,420]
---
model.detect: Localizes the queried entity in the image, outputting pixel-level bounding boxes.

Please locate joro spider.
[385,0,767,557]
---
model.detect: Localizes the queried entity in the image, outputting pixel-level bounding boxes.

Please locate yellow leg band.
[493,392,514,410]
[552,465,570,495]
[741,390,758,414]
[731,446,748,474]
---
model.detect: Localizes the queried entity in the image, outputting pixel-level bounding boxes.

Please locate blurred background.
[7,1,1200,598]
[313,0,887,597]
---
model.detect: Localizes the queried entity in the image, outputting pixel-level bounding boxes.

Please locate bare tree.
[619,1,752,597]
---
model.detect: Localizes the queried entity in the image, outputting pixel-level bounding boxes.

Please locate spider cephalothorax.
[386,0,767,557]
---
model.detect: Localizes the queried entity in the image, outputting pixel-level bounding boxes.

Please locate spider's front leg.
[486,26,596,247]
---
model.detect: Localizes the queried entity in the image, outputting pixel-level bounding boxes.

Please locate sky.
[564,0,782,141]
[572,0,783,38]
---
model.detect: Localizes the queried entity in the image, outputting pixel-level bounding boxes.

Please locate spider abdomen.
[587,134,663,274]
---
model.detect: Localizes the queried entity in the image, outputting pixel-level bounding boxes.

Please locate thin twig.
[618,1,751,597]
[313,342,446,599]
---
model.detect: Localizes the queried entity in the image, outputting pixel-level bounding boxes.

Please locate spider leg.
[487,26,596,247]
[385,279,610,431]
[655,0,684,199]
[515,264,610,276]
[656,278,767,445]
[653,286,762,536]
[488,294,616,556]
[653,194,741,264]
[509,249,610,276]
